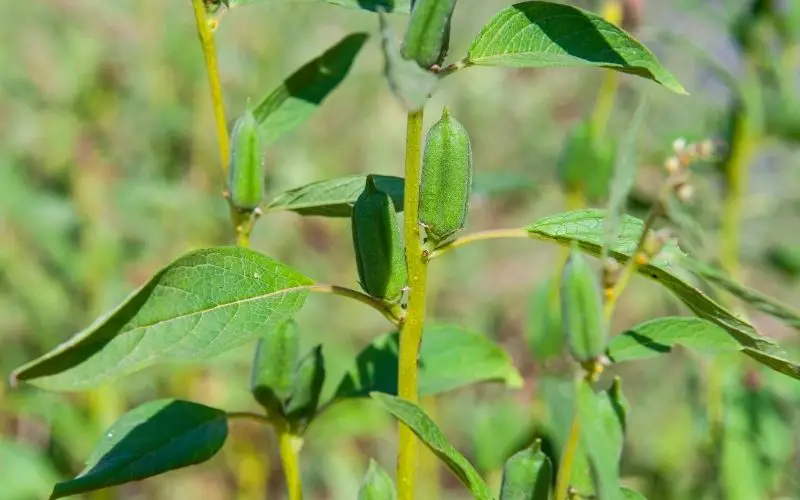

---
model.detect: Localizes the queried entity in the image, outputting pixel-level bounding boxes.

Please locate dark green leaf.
[467,2,686,94]
[576,380,621,500]
[230,0,411,13]
[253,33,368,144]
[370,392,493,500]
[51,400,227,499]
[358,459,397,500]
[12,247,313,391]
[608,317,741,362]
[526,276,563,362]
[285,345,326,425]
[379,11,439,111]
[264,174,404,217]
[498,440,552,500]
[251,319,299,416]
[684,258,800,330]
[526,209,800,380]
[334,324,522,400]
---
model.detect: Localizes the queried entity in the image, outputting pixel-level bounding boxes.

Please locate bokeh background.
[3,0,800,499]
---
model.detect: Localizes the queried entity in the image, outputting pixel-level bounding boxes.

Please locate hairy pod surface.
[419,107,472,247]
[402,0,457,68]
[352,175,408,302]
[227,108,265,211]
[561,246,607,362]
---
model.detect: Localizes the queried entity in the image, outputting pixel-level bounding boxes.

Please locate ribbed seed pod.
[561,245,607,363]
[227,108,264,211]
[352,176,408,302]
[419,107,472,247]
[402,0,457,68]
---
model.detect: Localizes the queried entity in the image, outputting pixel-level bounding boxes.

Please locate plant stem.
[397,109,426,500]
[307,284,404,326]
[554,412,581,500]
[278,426,304,500]
[428,228,530,260]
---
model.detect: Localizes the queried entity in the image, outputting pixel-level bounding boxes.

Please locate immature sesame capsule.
[402,0,457,68]
[561,245,607,363]
[227,108,265,211]
[419,107,472,247]
[351,176,408,303]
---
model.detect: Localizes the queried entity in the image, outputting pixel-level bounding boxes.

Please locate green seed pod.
[284,345,326,427]
[402,0,457,68]
[352,176,408,302]
[560,245,607,363]
[250,319,299,417]
[227,107,264,211]
[419,107,472,247]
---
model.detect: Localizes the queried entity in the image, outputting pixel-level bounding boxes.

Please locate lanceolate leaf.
[51,400,227,499]
[576,380,622,500]
[370,392,493,500]
[608,317,741,362]
[526,209,800,380]
[230,0,411,13]
[253,33,369,145]
[12,247,313,391]
[466,2,686,94]
[264,175,404,217]
[334,324,522,400]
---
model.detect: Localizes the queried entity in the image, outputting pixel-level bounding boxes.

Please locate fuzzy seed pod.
[402,0,457,68]
[419,107,472,247]
[352,176,408,302]
[561,246,607,363]
[227,108,265,211]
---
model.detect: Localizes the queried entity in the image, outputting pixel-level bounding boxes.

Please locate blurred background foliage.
[2,0,800,499]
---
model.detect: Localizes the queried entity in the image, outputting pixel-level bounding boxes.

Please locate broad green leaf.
[576,380,621,500]
[12,247,313,391]
[467,2,686,94]
[379,11,439,111]
[230,0,411,13]
[253,33,368,145]
[561,245,606,362]
[0,437,60,500]
[603,98,647,260]
[526,209,800,380]
[498,440,552,500]
[358,459,397,500]
[370,392,493,500]
[526,276,563,362]
[684,258,800,330]
[608,317,741,362]
[285,345,326,426]
[264,174,404,217]
[334,324,522,400]
[51,399,227,499]
[251,319,299,416]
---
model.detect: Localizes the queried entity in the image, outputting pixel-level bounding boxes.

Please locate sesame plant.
[10,1,800,500]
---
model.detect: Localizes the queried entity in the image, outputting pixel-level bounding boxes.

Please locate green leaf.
[608,317,742,362]
[264,174,404,217]
[251,319,300,416]
[379,11,439,111]
[285,345,326,426]
[230,0,411,13]
[576,380,621,500]
[467,2,686,94]
[253,33,368,145]
[51,399,227,499]
[358,459,397,500]
[526,209,800,380]
[561,244,606,362]
[684,258,800,330]
[498,440,552,500]
[370,392,493,500]
[603,98,647,260]
[334,324,522,400]
[526,276,564,362]
[12,247,313,391]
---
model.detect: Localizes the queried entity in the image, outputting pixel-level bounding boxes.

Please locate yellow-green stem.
[590,71,620,137]
[428,228,530,260]
[554,413,581,500]
[397,109,426,500]
[307,284,404,326]
[278,427,304,500]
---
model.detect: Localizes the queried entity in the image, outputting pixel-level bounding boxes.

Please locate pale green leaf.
[264,174,404,217]
[51,400,227,499]
[370,392,493,500]
[12,247,313,391]
[467,2,686,94]
[253,33,368,145]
